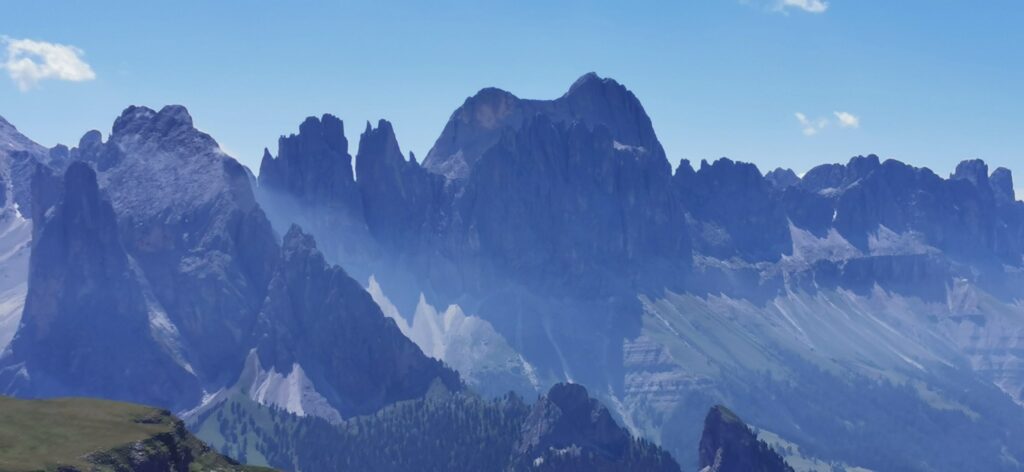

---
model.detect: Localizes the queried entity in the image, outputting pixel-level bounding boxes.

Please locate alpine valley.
[3,73,1024,471]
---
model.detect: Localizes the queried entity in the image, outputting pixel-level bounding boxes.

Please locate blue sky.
[2,0,1022,189]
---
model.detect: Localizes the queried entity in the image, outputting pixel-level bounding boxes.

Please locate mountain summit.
[423,72,668,180]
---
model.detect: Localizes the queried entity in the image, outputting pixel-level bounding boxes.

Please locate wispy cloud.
[795,111,860,136]
[834,111,860,128]
[778,0,829,13]
[1,37,96,91]
[795,112,827,136]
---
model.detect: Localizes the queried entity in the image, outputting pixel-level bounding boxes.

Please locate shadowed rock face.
[990,167,1016,204]
[355,119,445,249]
[455,113,689,295]
[253,225,462,417]
[259,114,360,213]
[2,162,200,410]
[675,158,791,262]
[698,406,793,472]
[257,114,375,278]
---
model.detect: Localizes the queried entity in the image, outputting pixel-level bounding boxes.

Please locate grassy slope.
[0,396,273,472]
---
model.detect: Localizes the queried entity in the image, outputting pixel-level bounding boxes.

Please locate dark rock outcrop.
[257,114,371,268]
[698,405,793,472]
[253,225,461,417]
[509,383,680,472]
[355,119,445,249]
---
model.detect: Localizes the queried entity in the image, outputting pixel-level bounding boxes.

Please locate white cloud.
[795,112,827,136]
[834,111,860,128]
[779,0,828,13]
[795,111,861,136]
[1,37,96,91]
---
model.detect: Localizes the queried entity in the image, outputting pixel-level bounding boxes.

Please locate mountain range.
[2,72,1023,471]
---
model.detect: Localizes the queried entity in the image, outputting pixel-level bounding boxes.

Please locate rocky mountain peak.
[510,382,680,471]
[357,119,403,168]
[563,71,604,94]
[462,87,521,129]
[76,129,103,153]
[847,153,881,176]
[514,382,629,460]
[952,158,991,189]
[991,167,1015,203]
[111,105,195,138]
[698,158,765,185]
[298,113,345,145]
[62,161,101,210]
[560,72,635,111]
[800,154,882,193]
[424,73,667,180]
[698,406,793,472]
[258,113,359,213]
[558,72,663,158]
[765,167,800,189]
[676,157,791,261]
[675,158,697,178]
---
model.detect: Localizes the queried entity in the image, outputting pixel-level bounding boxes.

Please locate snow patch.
[612,140,646,154]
